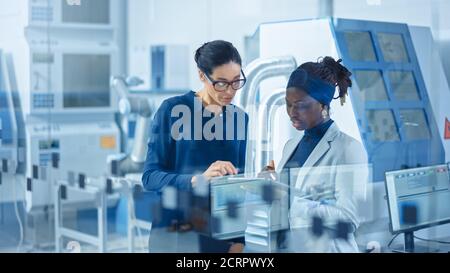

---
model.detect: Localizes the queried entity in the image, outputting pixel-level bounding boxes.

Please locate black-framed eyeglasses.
[203,69,247,92]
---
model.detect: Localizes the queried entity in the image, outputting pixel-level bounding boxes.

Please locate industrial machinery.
[0,0,126,249]
[385,163,450,252]
[0,50,25,175]
[110,76,154,176]
[150,45,190,91]
[237,18,450,251]
[0,0,123,212]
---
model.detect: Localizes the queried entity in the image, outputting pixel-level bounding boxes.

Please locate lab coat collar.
[302,122,339,168]
[286,122,340,191]
[279,122,340,173]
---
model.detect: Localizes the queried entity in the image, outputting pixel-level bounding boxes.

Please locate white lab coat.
[277,122,368,253]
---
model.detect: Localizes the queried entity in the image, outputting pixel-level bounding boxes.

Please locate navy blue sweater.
[142,91,248,192]
[284,119,334,168]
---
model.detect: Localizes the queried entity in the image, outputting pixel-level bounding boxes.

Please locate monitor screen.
[211,177,272,210]
[209,176,289,239]
[62,0,110,24]
[385,164,450,234]
[343,31,377,62]
[389,71,420,101]
[354,70,389,102]
[399,109,431,141]
[63,54,111,108]
[366,109,400,142]
[377,33,409,63]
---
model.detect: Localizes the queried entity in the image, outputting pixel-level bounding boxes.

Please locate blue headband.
[286,68,336,106]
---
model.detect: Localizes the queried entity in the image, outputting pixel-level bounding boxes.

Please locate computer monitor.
[385,163,450,252]
[208,175,289,240]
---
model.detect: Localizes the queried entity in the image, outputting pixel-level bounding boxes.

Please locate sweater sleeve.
[141,100,193,192]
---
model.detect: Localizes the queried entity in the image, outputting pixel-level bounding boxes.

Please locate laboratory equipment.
[0,49,15,159]
[385,164,450,252]
[0,49,27,253]
[191,175,289,241]
[127,4,191,93]
[0,0,126,250]
[54,176,113,253]
[109,77,195,252]
[244,18,450,183]
[0,50,26,175]
[110,76,155,176]
[150,45,190,91]
[53,174,150,253]
[0,0,124,213]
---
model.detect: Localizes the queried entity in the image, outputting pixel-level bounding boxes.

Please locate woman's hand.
[191,161,238,187]
[228,243,245,253]
[258,160,278,181]
[204,160,238,179]
[262,160,276,172]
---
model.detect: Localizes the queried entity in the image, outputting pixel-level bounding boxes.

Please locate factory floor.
[0,225,202,253]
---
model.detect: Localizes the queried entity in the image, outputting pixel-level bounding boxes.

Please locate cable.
[120,179,148,252]
[130,194,146,252]
[387,233,400,249]
[12,171,24,252]
[414,235,450,245]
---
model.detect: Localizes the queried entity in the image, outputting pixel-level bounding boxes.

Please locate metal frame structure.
[334,18,444,181]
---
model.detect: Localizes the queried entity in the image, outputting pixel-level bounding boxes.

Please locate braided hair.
[299,56,352,106]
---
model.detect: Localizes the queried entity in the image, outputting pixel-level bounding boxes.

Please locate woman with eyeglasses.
[142,40,248,253]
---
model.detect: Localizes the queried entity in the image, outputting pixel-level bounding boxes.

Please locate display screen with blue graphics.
[385,164,450,233]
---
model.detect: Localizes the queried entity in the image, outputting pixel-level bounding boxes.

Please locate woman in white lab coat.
[265,57,368,252]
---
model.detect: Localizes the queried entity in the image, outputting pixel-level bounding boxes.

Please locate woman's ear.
[321,105,330,119]
[198,69,206,83]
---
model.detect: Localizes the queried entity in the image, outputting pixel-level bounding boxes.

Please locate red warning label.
[445,118,450,140]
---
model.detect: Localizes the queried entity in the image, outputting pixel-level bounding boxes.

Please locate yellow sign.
[100,136,116,149]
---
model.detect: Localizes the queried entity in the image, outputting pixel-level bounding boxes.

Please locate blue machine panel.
[0,55,13,145]
[151,46,165,90]
[0,91,13,144]
[334,19,445,182]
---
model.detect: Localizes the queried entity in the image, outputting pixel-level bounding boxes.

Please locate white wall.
[334,0,433,26]
[334,0,450,29]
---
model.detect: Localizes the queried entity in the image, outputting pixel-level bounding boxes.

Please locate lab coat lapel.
[294,123,339,190]
[278,133,303,172]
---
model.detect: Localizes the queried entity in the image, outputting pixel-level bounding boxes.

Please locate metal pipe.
[111,77,129,101]
[239,56,297,174]
[110,76,154,175]
[59,227,100,246]
[130,115,150,163]
[112,76,153,117]
[237,56,297,108]
[256,89,286,172]
[127,96,153,117]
